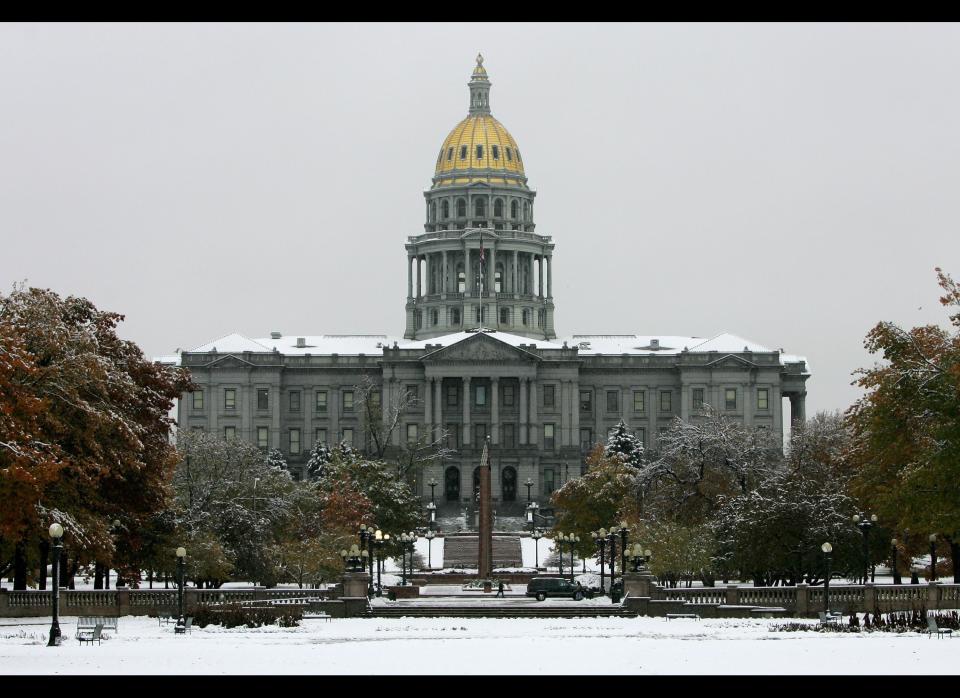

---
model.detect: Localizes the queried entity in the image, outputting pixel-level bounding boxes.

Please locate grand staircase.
[442,535,523,569]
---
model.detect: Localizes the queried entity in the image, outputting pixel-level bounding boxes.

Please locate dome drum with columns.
[406,55,555,341]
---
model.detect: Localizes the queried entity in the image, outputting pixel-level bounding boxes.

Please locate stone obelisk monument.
[477,438,493,579]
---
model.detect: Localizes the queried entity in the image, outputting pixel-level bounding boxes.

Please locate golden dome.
[432,56,527,189]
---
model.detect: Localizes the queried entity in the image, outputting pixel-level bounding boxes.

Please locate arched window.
[494,199,503,218]
[510,200,518,219]
[476,144,483,160]
[460,145,468,160]
[447,147,454,161]
[501,466,517,501]
[492,145,500,160]
[474,199,486,217]
[442,200,450,219]
[445,466,460,502]
[456,199,466,217]
[505,147,512,161]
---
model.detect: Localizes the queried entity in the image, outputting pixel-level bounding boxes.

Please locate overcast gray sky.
[2,23,958,418]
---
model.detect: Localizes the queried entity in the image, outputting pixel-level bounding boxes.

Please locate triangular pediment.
[204,354,257,369]
[705,354,758,369]
[422,333,539,363]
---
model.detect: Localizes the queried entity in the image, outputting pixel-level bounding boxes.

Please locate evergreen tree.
[265,448,288,472]
[604,419,645,467]
[305,441,332,480]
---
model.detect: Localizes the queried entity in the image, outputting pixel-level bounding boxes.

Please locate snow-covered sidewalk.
[1,615,957,674]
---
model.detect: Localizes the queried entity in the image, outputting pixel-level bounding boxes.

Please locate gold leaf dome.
[432,55,527,189]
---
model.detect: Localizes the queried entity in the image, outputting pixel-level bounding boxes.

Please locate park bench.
[174,617,193,634]
[818,611,842,625]
[76,616,118,637]
[925,616,953,639]
[304,611,333,622]
[78,624,104,646]
[665,613,700,621]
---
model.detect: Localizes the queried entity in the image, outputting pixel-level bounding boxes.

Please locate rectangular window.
[475,384,486,407]
[660,391,672,412]
[475,423,487,444]
[343,391,354,412]
[257,426,268,450]
[447,383,458,407]
[192,390,203,410]
[460,145,467,159]
[289,391,301,411]
[315,391,328,412]
[502,423,515,448]
[257,388,268,410]
[224,388,236,410]
[445,423,459,449]
[636,427,645,447]
[342,428,354,447]
[580,391,592,412]
[757,388,769,410]
[543,468,556,496]
[580,428,593,450]
[224,425,236,440]
[315,428,327,445]
[607,390,619,413]
[544,423,555,450]
[692,388,705,410]
[503,384,515,407]
[289,428,301,454]
[633,390,645,413]
[492,145,499,160]
[371,391,381,409]
[447,146,453,161]
[407,423,418,444]
[725,388,737,410]
[476,144,483,159]
[543,385,555,408]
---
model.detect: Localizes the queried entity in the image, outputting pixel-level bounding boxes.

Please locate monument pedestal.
[622,570,656,599]
[342,572,371,598]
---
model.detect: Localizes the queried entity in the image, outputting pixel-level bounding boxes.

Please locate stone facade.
[172,57,810,507]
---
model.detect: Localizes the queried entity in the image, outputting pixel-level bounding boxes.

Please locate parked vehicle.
[526,577,585,601]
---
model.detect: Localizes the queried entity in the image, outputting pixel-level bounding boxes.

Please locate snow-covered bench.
[665,613,700,621]
[76,616,118,637]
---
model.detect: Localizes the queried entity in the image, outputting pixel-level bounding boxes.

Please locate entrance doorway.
[501,466,517,501]
[445,466,460,502]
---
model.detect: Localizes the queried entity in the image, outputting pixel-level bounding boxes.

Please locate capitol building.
[173,57,810,510]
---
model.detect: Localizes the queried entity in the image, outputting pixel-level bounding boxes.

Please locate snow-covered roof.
[398,330,565,351]
[182,330,807,368]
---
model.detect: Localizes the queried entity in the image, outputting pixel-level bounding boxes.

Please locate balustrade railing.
[659,588,727,605]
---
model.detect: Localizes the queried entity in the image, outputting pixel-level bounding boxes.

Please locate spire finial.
[469,53,490,114]
[476,53,483,67]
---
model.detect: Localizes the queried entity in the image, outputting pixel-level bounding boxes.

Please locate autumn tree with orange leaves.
[0,286,193,589]
[847,268,960,581]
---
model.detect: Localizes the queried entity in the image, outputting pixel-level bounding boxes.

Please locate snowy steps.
[442,535,523,568]
[371,605,637,619]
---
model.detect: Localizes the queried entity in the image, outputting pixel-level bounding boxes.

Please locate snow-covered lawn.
[1,615,957,674]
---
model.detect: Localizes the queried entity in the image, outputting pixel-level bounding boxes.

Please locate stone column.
[538,255,544,298]
[442,250,448,296]
[530,254,536,297]
[547,255,553,298]
[790,393,806,425]
[519,377,528,445]
[424,377,433,440]
[489,246,496,298]
[560,380,569,447]
[329,385,340,445]
[528,379,539,445]
[434,377,443,440]
[512,249,518,295]
[270,383,281,449]
[407,255,413,299]
[491,377,500,445]
[416,254,422,298]
[571,378,580,448]
[462,377,471,446]
[465,246,472,296]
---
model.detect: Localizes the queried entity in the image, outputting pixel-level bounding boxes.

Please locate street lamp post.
[426,502,437,532]
[525,478,533,503]
[929,534,938,582]
[593,530,607,595]
[822,542,833,616]
[568,534,580,582]
[175,546,186,632]
[853,513,878,584]
[890,538,901,585]
[557,533,565,577]
[428,478,438,505]
[47,523,64,647]
[607,526,619,600]
[526,501,540,535]
[618,520,629,581]
[374,530,384,595]
[425,531,436,569]
[532,529,543,569]
[359,525,376,597]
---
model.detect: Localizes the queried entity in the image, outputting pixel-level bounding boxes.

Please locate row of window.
[199,386,773,415]
[417,306,543,330]
[442,143,519,163]
[429,198,531,222]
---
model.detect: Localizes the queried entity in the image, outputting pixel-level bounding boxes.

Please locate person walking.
[496,580,505,598]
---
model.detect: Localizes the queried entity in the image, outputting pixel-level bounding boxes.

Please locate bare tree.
[355,375,418,459]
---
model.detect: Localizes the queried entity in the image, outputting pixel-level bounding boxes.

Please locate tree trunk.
[38,539,49,590]
[94,562,104,589]
[13,541,27,590]
[59,549,69,586]
[950,540,960,583]
[148,569,154,589]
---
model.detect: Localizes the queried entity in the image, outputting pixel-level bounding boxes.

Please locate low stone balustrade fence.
[0,587,340,618]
